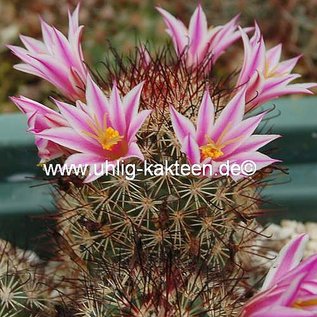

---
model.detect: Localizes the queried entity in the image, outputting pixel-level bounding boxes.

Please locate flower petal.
[13,63,43,77]
[224,151,279,181]
[123,81,144,121]
[68,4,80,38]
[182,135,201,164]
[50,26,77,67]
[238,24,265,86]
[53,99,98,141]
[188,4,208,55]
[256,82,316,105]
[266,44,282,69]
[262,234,309,291]
[127,110,151,141]
[251,307,315,317]
[109,84,126,134]
[122,142,144,161]
[85,76,109,121]
[10,96,56,116]
[65,152,105,166]
[207,15,241,62]
[19,35,46,53]
[232,134,281,153]
[277,273,307,307]
[275,56,301,75]
[196,90,214,145]
[26,54,75,94]
[38,127,101,154]
[156,7,188,55]
[220,112,266,157]
[170,106,196,141]
[212,87,246,141]
[40,19,54,53]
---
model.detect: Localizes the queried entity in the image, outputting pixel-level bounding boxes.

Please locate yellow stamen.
[200,131,244,160]
[83,113,123,151]
[200,139,224,160]
[293,298,317,309]
[99,127,122,150]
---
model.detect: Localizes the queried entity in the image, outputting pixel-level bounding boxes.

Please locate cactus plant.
[4,3,316,317]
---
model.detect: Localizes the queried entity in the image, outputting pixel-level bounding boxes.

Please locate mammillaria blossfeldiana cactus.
[4,3,317,317]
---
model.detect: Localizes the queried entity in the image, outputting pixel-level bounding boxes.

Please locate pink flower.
[240,234,317,316]
[36,77,151,182]
[8,5,87,101]
[10,96,68,162]
[237,24,316,111]
[170,88,280,179]
[157,4,247,69]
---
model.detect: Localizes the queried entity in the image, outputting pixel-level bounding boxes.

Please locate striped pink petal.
[231,134,280,154]
[11,96,57,116]
[275,56,301,75]
[85,76,109,122]
[225,151,279,178]
[53,99,98,141]
[121,142,144,161]
[109,84,126,134]
[170,106,196,141]
[220,112,266,156]
[211,87,246,141]
[38,127,101,154]
[127,110,151,141]
[19,35,46,53]
[68,4,80,38]
[123,82,145,121]
[188,4,207,55]
[238,25,266,86]
[266,44,282,69]
[207,15,240,62]
[65,152,105,166]
[156,7,188,55]
[182,135,201,165]
[262,234,309,291]
[196,90,215,145]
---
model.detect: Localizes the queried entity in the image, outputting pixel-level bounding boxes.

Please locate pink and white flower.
[36,76,151,182]
[157,4,246,69]
[170,88,280,179]
[10,96,69,162]
[237,24,316,111]
[8,5,88,101]
[240,234,317,316]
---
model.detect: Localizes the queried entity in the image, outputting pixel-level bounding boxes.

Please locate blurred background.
[1,0,317,112]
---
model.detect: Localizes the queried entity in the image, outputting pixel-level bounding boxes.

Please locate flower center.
[264,59,286,78]
[264,60,276,78]
[98,127,123,150]
[83,114,123,151]
[200,142,224,160]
